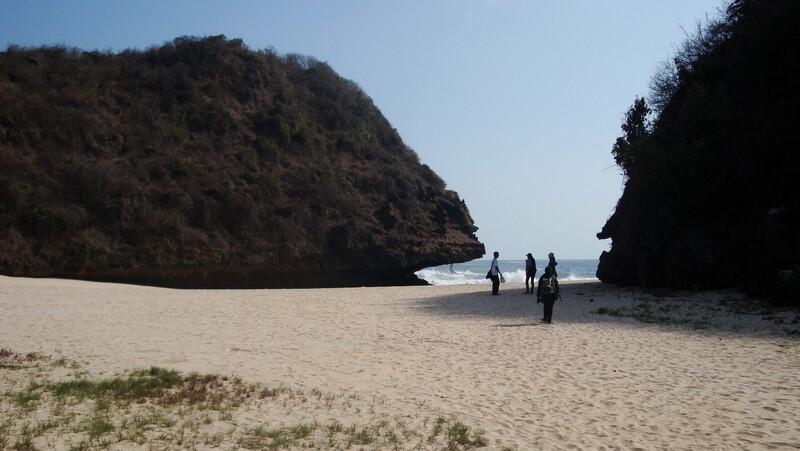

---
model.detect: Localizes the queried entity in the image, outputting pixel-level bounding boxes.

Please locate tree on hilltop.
[611,97,651,176]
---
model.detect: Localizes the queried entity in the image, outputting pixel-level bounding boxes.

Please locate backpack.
[542,276,555,295]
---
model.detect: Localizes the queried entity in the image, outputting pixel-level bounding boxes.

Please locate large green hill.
[598,0,800,301]
[0,36,484,287]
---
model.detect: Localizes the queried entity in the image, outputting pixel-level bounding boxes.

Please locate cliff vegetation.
[0,36,484,287]
[597,0,800,302]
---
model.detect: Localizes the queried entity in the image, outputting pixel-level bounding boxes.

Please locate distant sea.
[416,259,598,285]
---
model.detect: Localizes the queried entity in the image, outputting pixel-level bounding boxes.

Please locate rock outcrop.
[597,0,800,302]
[0,36,484,287]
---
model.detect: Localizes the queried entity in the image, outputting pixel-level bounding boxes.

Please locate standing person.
[524,253,537,294]
[547,252,558,277]
[488,251,503,295]
[537,266,560,323]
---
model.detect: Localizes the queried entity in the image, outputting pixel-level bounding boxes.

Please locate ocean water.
[415,259,598,285]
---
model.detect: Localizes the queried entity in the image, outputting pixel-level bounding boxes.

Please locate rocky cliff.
[597,0,800,301]
[0,36,484,287]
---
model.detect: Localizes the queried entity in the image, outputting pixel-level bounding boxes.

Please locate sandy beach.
[2,275,800,449]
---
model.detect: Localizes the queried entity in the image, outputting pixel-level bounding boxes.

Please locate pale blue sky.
[1,0,723,259]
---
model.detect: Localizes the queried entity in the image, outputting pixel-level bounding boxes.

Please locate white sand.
[1,275,799,449]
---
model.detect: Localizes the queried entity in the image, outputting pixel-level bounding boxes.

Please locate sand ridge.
[1,276,800,449]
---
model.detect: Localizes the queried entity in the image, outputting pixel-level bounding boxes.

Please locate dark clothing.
[525,258,537,275]
[525,257,536,294]
[547,256,558,277]
[537,274,559,322]
[489,258,501,295]
[542,298,555,323]
[536,274,560,299]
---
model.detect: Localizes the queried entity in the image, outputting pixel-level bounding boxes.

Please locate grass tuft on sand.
[0,349,503,450]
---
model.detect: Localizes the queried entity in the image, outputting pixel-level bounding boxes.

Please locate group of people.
[487,251,560,323]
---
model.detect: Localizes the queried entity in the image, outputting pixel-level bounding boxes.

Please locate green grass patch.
[50,366,182,402]
[11,390,41,410]
[129,410,176,429]
[288,423,315,440]
[385,427,399,444]
[12,436,35,451]
[593,302,710,329]
[0,418,11,449]
[46,367,244,408]
[428,416,447,443]
[595,306,626,317]
[446,420,487,450]
[87,415,114,438]
[347,424,375,445]
[238,422,319,450]
[31,419,59,436]
[2,352,506,450]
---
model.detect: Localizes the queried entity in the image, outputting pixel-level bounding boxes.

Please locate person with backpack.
[537,266,560,323]
[524,253,537,294]
[487,251,503,295]
[547,252,558,277]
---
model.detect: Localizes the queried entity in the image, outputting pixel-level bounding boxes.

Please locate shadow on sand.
[412,282,798,338]
[493,322,545,328]
[412,282,602,320]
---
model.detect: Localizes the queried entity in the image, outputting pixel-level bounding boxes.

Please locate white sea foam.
[414,268,488,285]
[560,273,598,282]
[497,269,528,283]
[415,267,598,286]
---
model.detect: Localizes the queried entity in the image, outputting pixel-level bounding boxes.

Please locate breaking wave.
[416,259,599,286]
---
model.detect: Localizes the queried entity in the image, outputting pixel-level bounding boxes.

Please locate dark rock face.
[0,36,484,288]
[596,0,800,302]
